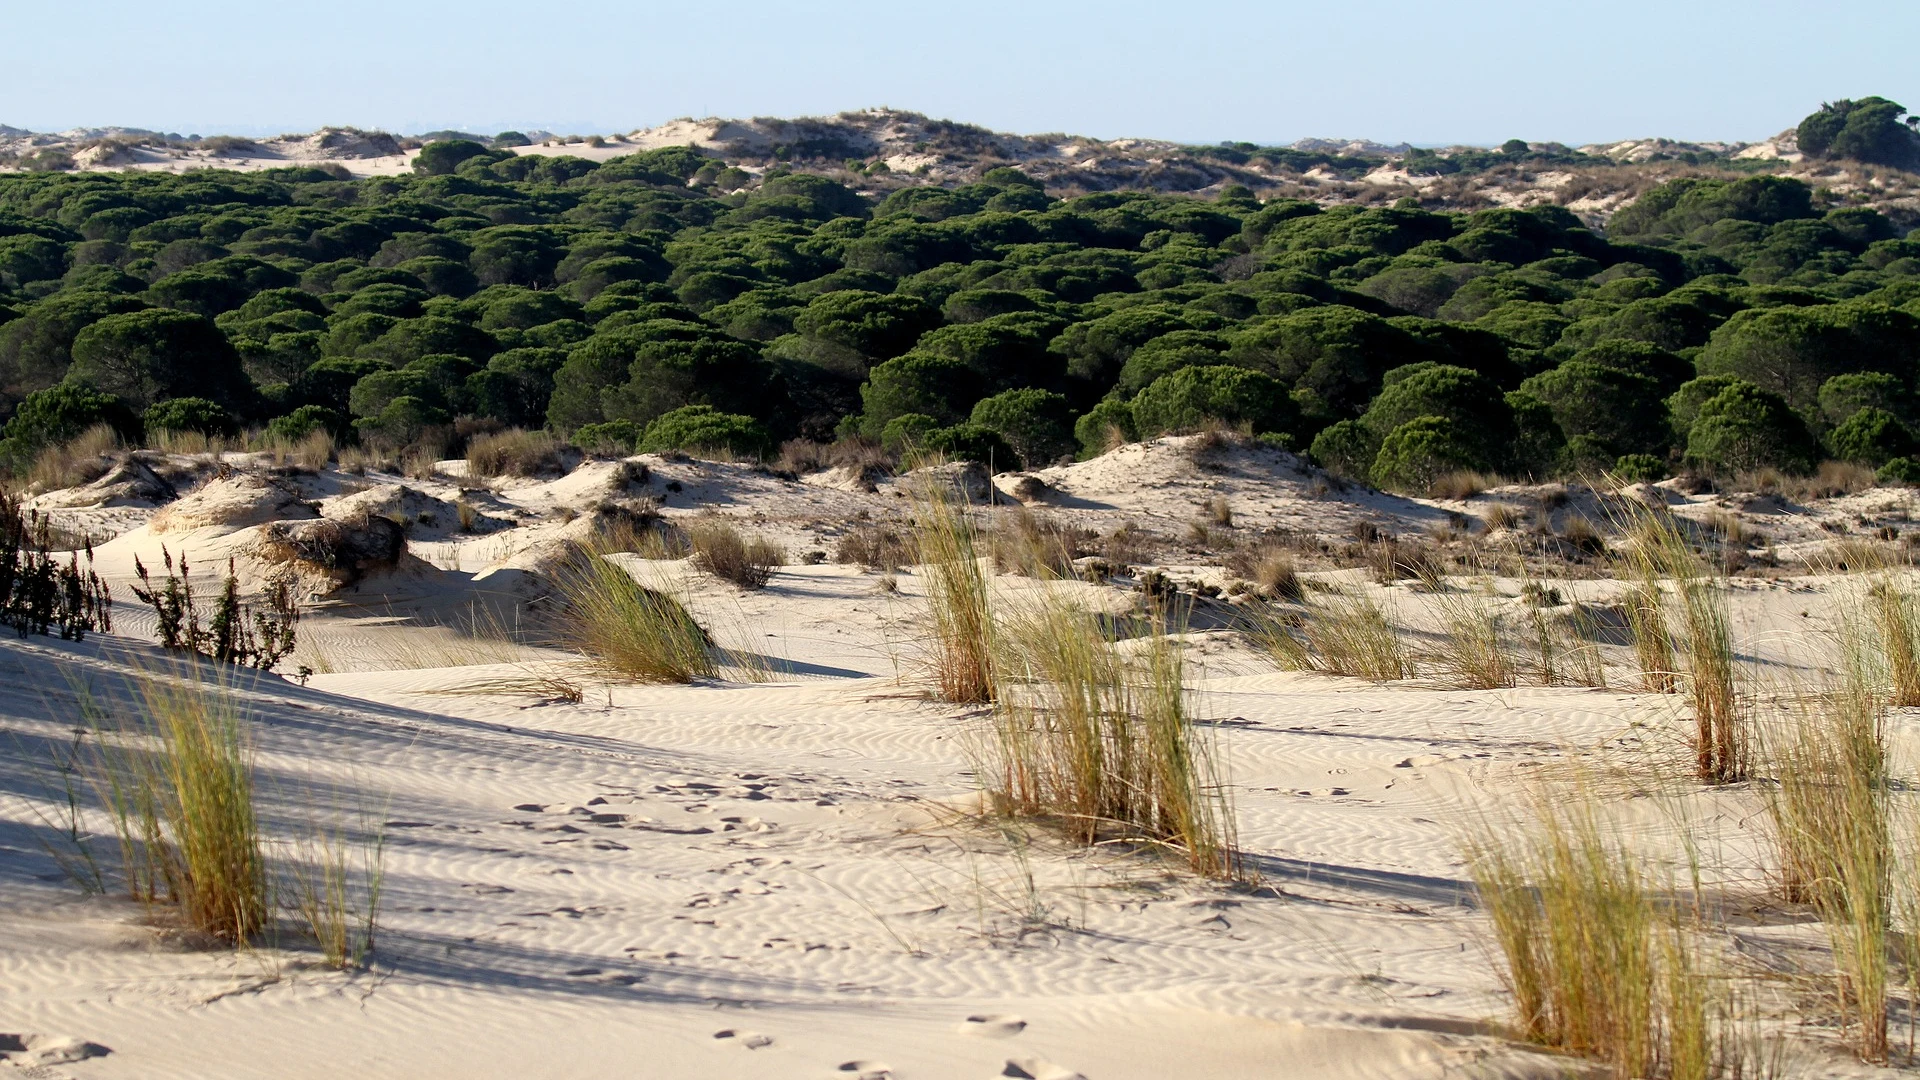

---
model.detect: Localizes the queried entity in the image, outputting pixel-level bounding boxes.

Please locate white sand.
[1,440,1910,1078]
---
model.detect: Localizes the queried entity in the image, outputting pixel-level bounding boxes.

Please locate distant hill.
[4,106,1918,229]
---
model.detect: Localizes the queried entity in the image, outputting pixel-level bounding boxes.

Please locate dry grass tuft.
[1483,502,1525,531]
[989,596,1239,878]
[550,551,714,683]
[1624,508,1744,781]
[990,508,1091,579]
[1430,469,1492,501]
[686,518,783,589]
[1426,578,1517,690]
[77,666,267,942]
[835,522,913,571]
[1465,792,1754,1078]
[1249,588,1414,682]
[1762,669,1890,1062]
[25,424,120,492]
[912,482,996,703]
[465,428,562,478]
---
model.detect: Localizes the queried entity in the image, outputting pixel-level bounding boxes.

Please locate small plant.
[130,551,299,670]
[1623,508,1744,781]
[1483,502,1524,531]
[550,548,713,683]
[1207,495,1233,526]
[990,595,1239,878]
[1465,792,1751,1078]
[990,509,1089,578]
[835,522,913,571]
[75,668,268,942]
[911,481,995,703]
[0,493,113,641]
[1250,589,1413,682]
[1426,578,1516,690]
[289,818,386,969]
[1869,578,1920,706]
[465,428,561,478]
[1762,673,1890,1062]
[686,518,783,589]
[26,423,120,492]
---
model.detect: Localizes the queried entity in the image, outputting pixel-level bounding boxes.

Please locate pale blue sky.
[11,1,1916,146]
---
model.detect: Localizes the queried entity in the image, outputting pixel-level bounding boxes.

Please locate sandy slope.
[3,440,1916,1078]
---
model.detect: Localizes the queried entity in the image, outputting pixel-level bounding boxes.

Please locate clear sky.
[10,0,1917,147]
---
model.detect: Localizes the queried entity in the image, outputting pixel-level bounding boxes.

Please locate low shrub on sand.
[465,428,562,479]
[551,549,713,683]
[686,518,783,590]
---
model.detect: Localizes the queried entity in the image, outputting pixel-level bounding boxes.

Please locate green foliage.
[1685,381,1817,474]
[921,423,1014,467]
[637,405,772,457]
[1371,416,1482,493]
[265,405,346,442]
[1879,457,1920,486]
[880,412,940,454]
[1827,407,1915,465]
[1797,97,1920,168]
[968,388,1073,468]
[1073,399,1136,457]
[144,397,237,437]
[1309,419,1381,481]
[1613,453,1667,484]
[1131,365,1293,438]
[0,384,139,464]
[0,147,1907,485]
[573,419,642,454]
[353,395,448,450]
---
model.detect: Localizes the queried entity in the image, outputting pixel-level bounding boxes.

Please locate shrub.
[1072,399,1136,457]
[0,385,140,468]
[969,388,1073,468]
[573,419,642,455]
[1879,456,1920,486]
[1370,415,1483,494]
[1686,381,1816,475]
[637,405,771,458]
[1130,365,1293,438]
[465,428,561,478]
[130,550,300,670]
[0,492,113,640]
[1308,419,1380,482]
[144,397,237,438]
[1827,407,1915,466]
[879,412,939,454]
[265,405,347,443]
[1612,453,1667,484]
[920,423,1014,468]
[686,519,783,589]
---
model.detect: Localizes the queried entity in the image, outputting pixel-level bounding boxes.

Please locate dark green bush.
[1827,407,1916,465]
[1371,416,1482,493]
[637,405,772,457]
[1686,381,1817,474]
[144,397,237,437]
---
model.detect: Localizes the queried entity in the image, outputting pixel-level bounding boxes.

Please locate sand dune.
[2,439,1913,1078]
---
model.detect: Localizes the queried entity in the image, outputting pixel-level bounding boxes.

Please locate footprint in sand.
[1001,1058,1084,1080]
[958,1014,1027,1038]
[0,1033,111,1068]
[837,1060,893,1079]
[713,1029,774,1049]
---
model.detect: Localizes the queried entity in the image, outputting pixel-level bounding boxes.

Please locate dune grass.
[551,550,714,683]
[911,481,996,703]
[989,594,1238,879]
[289,816,386,969]
[77,665,267,942]
[1249,587,1414,682]
[1868,576,1920,707]
[1425,577,1517,690]
[1625,509,1744,782]
[686,518,784,590]
[464,428,561,478]
[1465,791,1753,1079]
